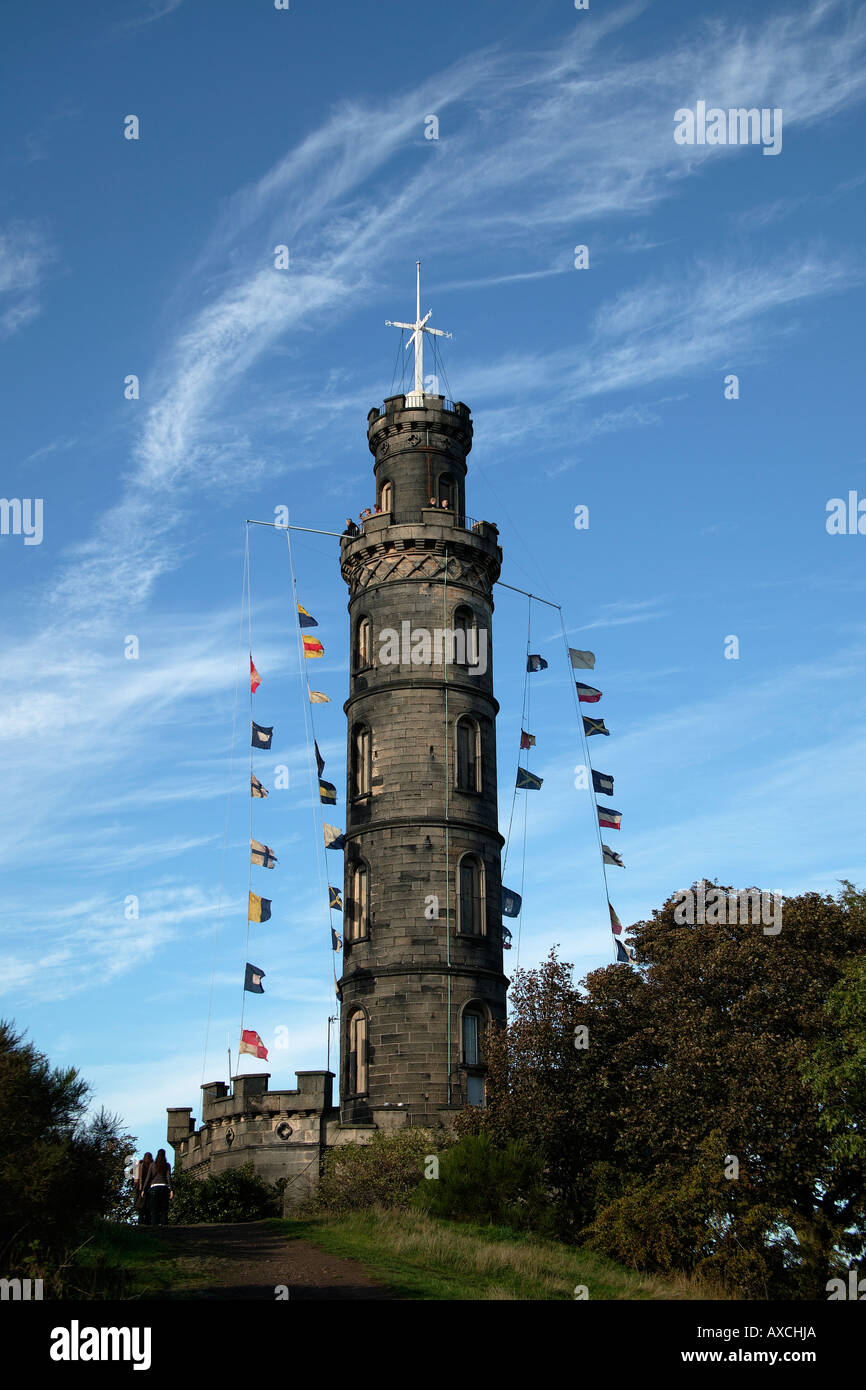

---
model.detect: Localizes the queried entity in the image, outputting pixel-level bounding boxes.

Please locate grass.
[73,1209,734,1301]
[74,1221,221,1299]
[276,1207,732,1301]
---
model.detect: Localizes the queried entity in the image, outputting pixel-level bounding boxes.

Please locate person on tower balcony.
[343,517,359,537]
[359,507,372,521]
[142,1148,173,1226]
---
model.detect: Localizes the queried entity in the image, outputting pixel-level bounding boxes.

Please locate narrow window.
[352,724,371,798]
[458,854,485,935]
[348,861,369,940]
[355,617,371,670]
[462,1011,480,1065]
[453,606,479,667]
[466,1075,486,1107]
[380,480,393,513]
[456,716,480,792]
[348,1012,368,1095]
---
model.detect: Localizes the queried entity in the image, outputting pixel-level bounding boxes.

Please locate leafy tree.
[0,1020,136,1279]
[802,891,866,1174]
[462,883,866,1297]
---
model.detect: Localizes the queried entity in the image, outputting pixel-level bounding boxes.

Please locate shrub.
[0,1020,135,1284]
[412,1133,551,1232]
[170,1163,285,1223]
[315,1128,441,1213]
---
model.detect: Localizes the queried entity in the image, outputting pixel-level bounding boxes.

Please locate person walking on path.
[142,1148,173,1226]
[134,1151,153,1224]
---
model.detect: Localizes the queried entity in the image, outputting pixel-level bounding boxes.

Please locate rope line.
[201,527,248,1086]
[284,525,339,1012]
[557,606,616,960]
[238,526,255,1053]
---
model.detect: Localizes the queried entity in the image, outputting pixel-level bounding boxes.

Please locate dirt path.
[152,1222,400,1300]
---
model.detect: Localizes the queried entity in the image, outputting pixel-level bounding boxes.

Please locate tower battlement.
[167,1071,337,1204]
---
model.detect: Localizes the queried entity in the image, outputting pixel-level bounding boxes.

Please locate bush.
[170,1163,285,1223]
[412,1133,552,1232]
[315,1128,441,1214]
[0,1020,136,1286]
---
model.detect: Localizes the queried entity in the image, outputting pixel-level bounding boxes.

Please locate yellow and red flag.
[302,635,324,659]
[250,657,261,693]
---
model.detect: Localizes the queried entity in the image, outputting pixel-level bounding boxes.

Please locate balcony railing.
[375,397,467,418]
[345,509,489,535]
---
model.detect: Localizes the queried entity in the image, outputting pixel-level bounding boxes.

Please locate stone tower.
[338,390,509,1123]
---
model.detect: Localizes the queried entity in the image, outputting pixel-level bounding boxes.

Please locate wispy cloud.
[571,598,669,632]
[0,222,52,337]
[28,0,866,622]
[118,0,183,31]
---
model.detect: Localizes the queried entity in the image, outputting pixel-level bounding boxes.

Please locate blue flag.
[244,963,266,994]
[516,767,543,790]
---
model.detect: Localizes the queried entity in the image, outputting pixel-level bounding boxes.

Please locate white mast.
[385,260,451,405]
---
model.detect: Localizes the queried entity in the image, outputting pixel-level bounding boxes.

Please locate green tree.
[465,884,866,1297]
[0,1020,136,1276]
[413,1133,551,1231]
[802,886,866,1178]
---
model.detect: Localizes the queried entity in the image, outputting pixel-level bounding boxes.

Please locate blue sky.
[2,0,865,1156]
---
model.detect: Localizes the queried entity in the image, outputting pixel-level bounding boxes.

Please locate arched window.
[458,853,485,935]
[347,1011,368,1096]
[347,860,369,941]
[351,724,371,798]
[355,616,371,670]
[460,1002,487,1107]
[437,473,456,510]
[453,606,479,667]
[380,480,393,514]
[456,716,480,792]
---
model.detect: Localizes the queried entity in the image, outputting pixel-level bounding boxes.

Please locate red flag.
[239,1028,268,1060]
[520,730,536,749]
[250,657,261,693]
[608,901,623,935]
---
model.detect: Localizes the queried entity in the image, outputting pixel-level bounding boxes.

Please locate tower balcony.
[370,394,471,420]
